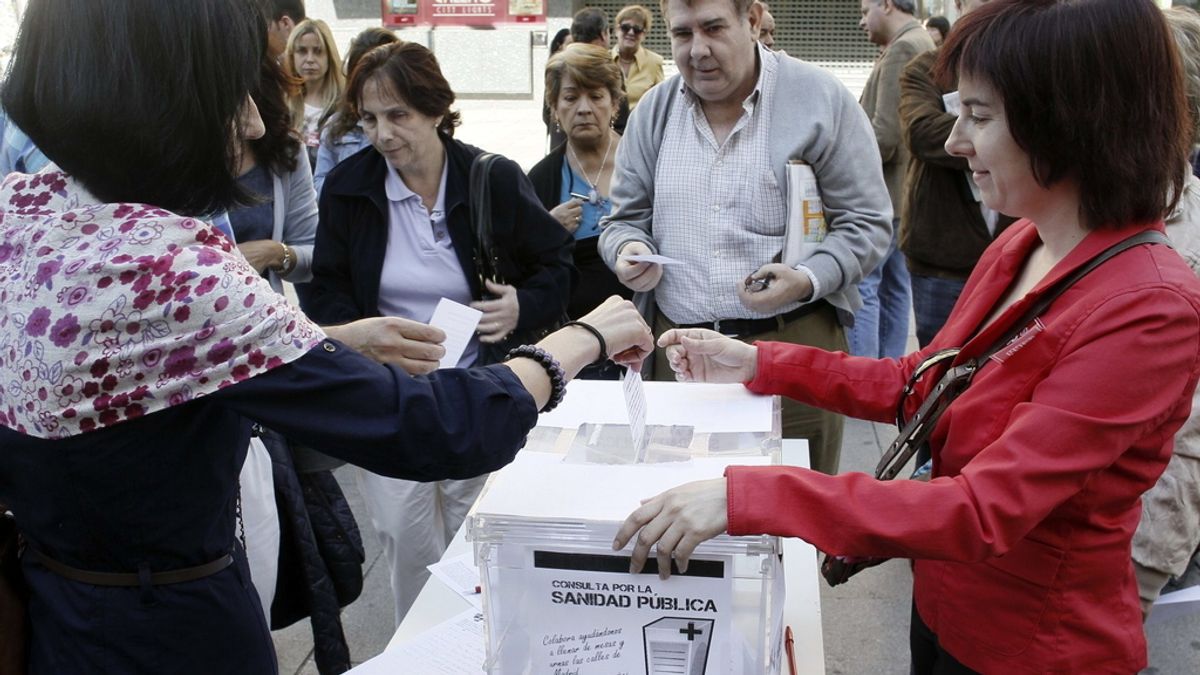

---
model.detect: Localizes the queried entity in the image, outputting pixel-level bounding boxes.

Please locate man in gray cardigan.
[598,0,891,474]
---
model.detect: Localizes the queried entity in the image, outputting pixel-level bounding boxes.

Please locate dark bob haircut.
[936,0,1190,229]
[345,42,462,137]
[1,0,262,217]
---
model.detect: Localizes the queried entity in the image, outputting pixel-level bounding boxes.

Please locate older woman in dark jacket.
[308,42,575,627]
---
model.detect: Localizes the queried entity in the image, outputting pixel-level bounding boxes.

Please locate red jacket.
[728,220,1200,673]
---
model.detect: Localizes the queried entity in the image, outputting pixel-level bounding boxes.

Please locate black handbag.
[469,152,505,291]
[0,509,28,675]
[820,230,1171,586]
[469,152,564,362]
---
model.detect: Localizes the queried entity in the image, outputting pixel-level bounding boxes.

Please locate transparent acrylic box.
[466,381,785,674]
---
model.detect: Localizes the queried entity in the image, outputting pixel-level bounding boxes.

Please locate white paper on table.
[1146,584,1200,626]
[427,552,483,608]
[428,298,482,369]
[621,368,649,462]
[537,380,774,434]
[619,253,685,265]
[347,607,486,674]
[474,451,770,522]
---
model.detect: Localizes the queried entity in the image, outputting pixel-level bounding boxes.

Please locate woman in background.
[612,5,664,109]
[285,18,343,168]
[309,41,576,627]
[529,44,631,378]
[232,51,317,295]
[313,26,399,196]
[616,1,1200,672]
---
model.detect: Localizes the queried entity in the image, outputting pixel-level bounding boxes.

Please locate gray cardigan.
[598,50,893,323]
[265,149,318,294]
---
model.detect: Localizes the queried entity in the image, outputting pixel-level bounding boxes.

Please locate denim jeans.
[910,274,967,348]
[850,230,911,358]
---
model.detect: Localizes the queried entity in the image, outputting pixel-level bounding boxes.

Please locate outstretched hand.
[575,295,654,371]
[612,478,729,579]
[323,317,446,375]
[657,329,758,383]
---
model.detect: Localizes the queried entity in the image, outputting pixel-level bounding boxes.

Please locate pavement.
[270,84,1200,675]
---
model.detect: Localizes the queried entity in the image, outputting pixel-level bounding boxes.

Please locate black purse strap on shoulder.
[469,152,505,290]
[875,229,1171,480]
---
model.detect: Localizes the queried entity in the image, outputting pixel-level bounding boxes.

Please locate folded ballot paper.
[466,381,788,674]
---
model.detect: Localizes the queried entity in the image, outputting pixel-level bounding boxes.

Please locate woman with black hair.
[0,2,651,673]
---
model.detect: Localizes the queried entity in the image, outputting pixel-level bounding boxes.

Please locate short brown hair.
[659,0,754,19]
[345,42,461,137]
[544,43,626,114]
[616,5,654,32]
[937,0,1190,229]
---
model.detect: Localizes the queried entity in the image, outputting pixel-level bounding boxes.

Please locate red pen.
[785,625,797,675]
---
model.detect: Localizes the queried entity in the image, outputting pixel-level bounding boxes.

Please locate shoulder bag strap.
[469,153,504,290]
[875,229,1172,480]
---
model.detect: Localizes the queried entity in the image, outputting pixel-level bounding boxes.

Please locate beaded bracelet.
[507,345,567,412]
[562,320,607,363]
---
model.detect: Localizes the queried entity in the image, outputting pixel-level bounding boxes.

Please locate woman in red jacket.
[615,1,1200,672]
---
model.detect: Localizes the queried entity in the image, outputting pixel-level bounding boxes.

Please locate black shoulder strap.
[876,229,1171,480]
[469,153,503,287]
[978,230,1171,363]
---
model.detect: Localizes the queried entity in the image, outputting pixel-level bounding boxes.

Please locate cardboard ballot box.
[467,381,786,675]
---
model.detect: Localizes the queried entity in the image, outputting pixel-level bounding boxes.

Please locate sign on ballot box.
[466,380,786,674]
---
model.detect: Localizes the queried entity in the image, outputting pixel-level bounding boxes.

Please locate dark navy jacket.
[0,341,537,674]
[309,134,575,362]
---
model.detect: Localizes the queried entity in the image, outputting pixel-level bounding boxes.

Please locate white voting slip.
[428,298,482,369]
[350,608,486,674]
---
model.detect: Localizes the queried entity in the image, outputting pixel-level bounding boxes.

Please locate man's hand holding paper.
[614,241,665,292]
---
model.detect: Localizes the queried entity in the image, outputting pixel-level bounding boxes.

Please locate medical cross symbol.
[679,622,703,641]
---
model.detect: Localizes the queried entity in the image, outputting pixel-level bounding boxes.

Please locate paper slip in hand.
[622,367,649,462]
[620,253,685,265]
[429,298,482,369]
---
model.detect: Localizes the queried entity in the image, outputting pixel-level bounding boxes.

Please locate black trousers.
[910,603,980,675]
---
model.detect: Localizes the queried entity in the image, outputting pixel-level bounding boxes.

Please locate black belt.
[24,545,233,587]
[676,301,826,338]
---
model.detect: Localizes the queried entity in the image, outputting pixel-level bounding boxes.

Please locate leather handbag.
[820,230,1171,586]
[469,152,564,362]
[469,152,505,291]
[0,509,28,675]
